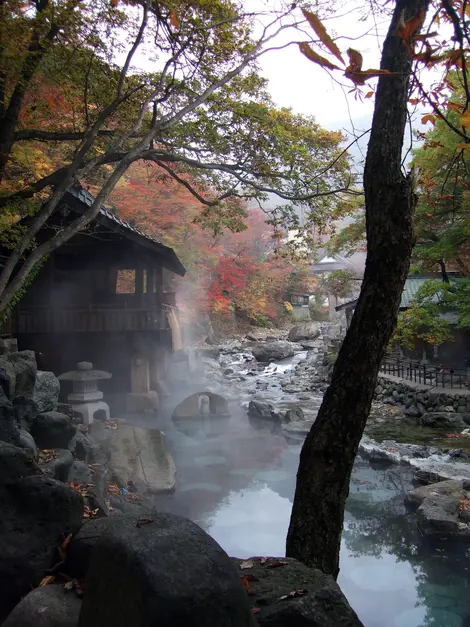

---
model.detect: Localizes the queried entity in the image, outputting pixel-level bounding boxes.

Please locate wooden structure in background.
[0,186,186,411]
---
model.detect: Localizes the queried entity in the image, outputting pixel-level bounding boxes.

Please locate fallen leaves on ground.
[459,498,470,513]
[258,557,288,568]
[266,560,288,569]
[240,559,254,570]
[241,574,259,594]
[39,450,58,463]
[278,589,309,601]
[136,516,154,528]
[68,482,95,497]
[39,575,55,587]
[83,505,100,519]
[64,579,84,598]
[103,420,117,430]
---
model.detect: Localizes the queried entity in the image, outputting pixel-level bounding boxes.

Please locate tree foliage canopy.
[0,0,353,313]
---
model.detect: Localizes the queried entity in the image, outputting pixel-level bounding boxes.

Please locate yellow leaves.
[460,110,470,130]
[421,113,436,126]
[301,9,344,66]
[298,43,341,71]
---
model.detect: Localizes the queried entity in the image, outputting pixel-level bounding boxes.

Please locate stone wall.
[375,373,470,416]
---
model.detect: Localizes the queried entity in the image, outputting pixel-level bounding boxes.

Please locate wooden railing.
[380,358,469,389]
[8,306,170,334]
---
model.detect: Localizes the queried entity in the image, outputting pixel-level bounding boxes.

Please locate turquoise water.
[147,409,470,627]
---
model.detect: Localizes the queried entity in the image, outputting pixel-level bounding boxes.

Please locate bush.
[309,300,329,322]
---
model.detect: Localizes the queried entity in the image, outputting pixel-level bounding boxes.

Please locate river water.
[145,348,470,627]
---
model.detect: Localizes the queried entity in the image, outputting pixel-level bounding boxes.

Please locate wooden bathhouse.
[0,185,186,411]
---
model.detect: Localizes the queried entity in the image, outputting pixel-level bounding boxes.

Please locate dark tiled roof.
[335,274,462,312]
[66,186,186,276]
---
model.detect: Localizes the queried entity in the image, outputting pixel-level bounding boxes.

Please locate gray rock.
[34,371,60,413]
[0,442,83,621]
[247,400,279,422]
[0,357,16,398]
[65,517,122,578]
[78,513,255,627]
[18,428,38,459]
[231,557,363,627]
[417,494,461,536]
[8,351,37,398]
[283,407,305,423]
[252,342,294,363]
[417,402,427,416]
[404,404,420,418]
[287,321,320,343]
[40,449,74,482]
[109,426,176,493]
[68,460,92,485]
[405,480,463,509]
[31,412,76,449]
[419,412,466,429]
[460,508,470,523]
[0,389,20,446]
[3,584,81,627]
[13,395,39,429]
[68,432,97,462]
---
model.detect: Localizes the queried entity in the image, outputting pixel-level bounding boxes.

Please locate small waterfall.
[167,307,183,351]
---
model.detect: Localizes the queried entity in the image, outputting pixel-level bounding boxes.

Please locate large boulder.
[30,411,76,449]
[0,442,83,620]
[39,449,74,482]
[418,412,467,429]
[287,321,320,343]
[417,493,461,536]
[405,480,463,509]
[252,342,294,363]
[0,389,20,446]
[78,513,256,627]
[231,557,363,627]
[8,350,37,398]
[3,584,81,627]
[34,371,60,413]
[18,428,38,459]
[247,400,281,422]
[109,425,176,493]
[0,356,16,398]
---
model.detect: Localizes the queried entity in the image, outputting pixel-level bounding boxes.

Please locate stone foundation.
[375,373,470,415]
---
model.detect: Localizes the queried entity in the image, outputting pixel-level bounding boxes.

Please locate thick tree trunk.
[286,0,426,578]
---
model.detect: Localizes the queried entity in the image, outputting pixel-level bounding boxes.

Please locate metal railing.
[380,358,469,389]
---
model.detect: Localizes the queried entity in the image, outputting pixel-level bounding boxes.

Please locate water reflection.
[149,409,470,627]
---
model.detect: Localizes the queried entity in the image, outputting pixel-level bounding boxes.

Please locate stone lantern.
[58,361,112,425]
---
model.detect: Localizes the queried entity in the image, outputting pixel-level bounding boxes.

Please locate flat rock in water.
[405,480,463,509]
[252,342,294,363]
[231,557,363,627]
[109,425,176,493]
[0,442,83,621]
[417,494,461,536]
[3,584,81,627]
[79,513,256,627]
